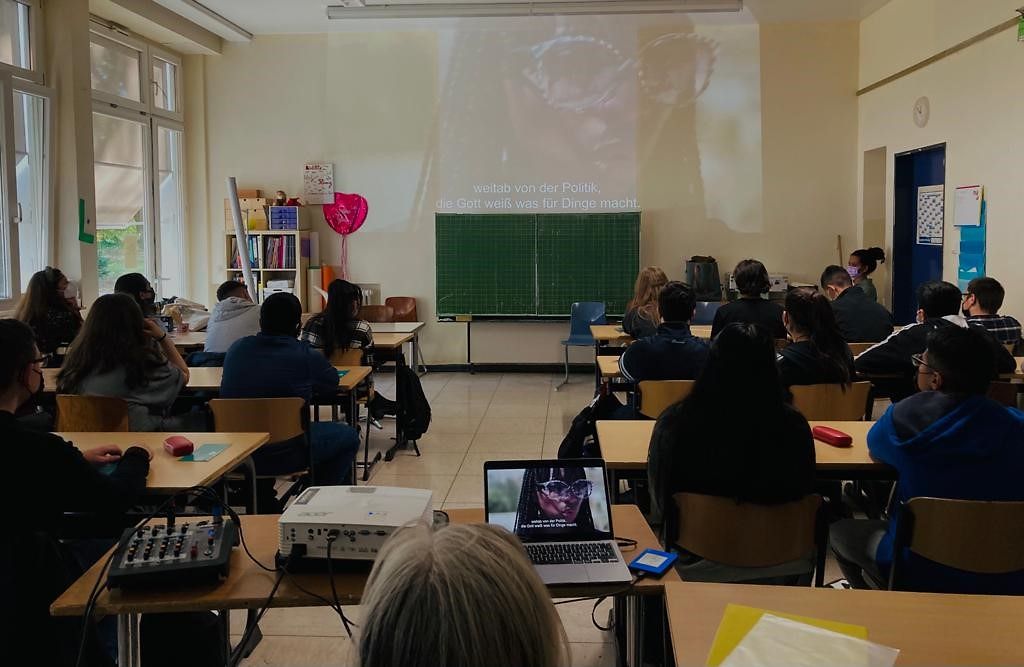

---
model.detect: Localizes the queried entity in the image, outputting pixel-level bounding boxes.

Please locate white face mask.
[63,281,78,300]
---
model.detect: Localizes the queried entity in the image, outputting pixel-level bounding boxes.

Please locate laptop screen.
[485,461,612,542]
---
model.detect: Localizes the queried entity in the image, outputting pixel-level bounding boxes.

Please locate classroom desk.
[52,505,674,667]
[372,322,426,372]
[665,581,1024,666]
[57,432,269,494]
[595,420,891,488]
[166,330,206,351]
[42,366,372,395]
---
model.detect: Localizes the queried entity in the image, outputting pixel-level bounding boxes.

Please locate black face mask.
[21,367,44,410]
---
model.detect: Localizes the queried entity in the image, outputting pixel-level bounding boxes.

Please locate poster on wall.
[916,185,944,246]
[303,162,334,205]
[954,185,983,227]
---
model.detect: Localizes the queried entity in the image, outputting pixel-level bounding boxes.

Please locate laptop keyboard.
[525,542,619,565]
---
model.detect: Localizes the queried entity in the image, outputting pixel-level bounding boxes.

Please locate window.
[14,85,50,289]
[91,25,186,298]
[0,0,33,76]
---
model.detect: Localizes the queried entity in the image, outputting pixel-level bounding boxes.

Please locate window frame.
[151,116,185,296]
[11,77,55,290]
[149,46,183,122]
[88,26,148,113]
[0,0,43,84]
[0,72,20,309]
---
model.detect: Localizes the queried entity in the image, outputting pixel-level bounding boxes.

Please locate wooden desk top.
[598,356,621,379]
[596,420,884,474]
[370,322,425,334]
[690,324,712,340]
[167,331,206,349]
[51,504,674,617]
[42,366,371,393]
[591,325,633,344]
[666,581,1024,666]
[373,332,415,349]
[56,432,269,494]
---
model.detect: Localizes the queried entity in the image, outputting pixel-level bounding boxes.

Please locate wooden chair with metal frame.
[384,296,418,322]
[55,395,130,432]
[672,492,826,586]
[328,347,379,472]
[790,381,873,421]
[636,380,695,419]
[209,397,311,514]
[886,497,1024,592]
[359,304,395,323]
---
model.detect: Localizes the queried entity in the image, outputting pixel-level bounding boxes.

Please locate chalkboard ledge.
[437,316,623,323]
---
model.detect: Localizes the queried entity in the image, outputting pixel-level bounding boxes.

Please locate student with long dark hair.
[778,287,854,387]
[301,279,395,418]
[648,323,815,550]
[57,293,196,431]
[114,272,159,318]
[710,259,786,339]
[848,247,886,302]
[14,267,82,361]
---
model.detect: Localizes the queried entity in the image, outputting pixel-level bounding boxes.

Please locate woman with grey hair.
[358,522,570,667]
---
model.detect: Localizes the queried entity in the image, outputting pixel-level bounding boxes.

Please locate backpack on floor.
[396,365,431,441]
[557,393,623,459]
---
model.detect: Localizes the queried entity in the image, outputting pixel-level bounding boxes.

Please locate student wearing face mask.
[0,318,151,665]
[114,272,159,318]
[848,248,886,303]
[819,265,894,343]
[14,267,83,364]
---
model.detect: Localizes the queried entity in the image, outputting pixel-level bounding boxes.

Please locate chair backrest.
[692,301,722,326]
[55,395,130,432]
[359,304,395,323]
[890,497,1024,589]
[673,493,822,567]
[209,397,306,443]
[987,382,1017,408]
[330,348,364,366]
[637,380,695,419]
[568,302,607,338]
[790,382,872,421]
[848,342,876,357]
[774,338,790,352]
[384,296,418,322]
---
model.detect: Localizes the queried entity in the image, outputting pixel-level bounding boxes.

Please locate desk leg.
[467,320,473,374]
[413,332,426,376]
[117,613,141,667]
[594,340,602,394]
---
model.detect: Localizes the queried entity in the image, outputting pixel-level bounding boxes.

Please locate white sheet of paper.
[954,185,983,227]
[720,614,900,667]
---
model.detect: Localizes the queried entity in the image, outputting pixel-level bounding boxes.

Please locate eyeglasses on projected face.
[536,479,594,500]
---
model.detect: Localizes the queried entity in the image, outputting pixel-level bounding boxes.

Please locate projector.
[278,486,433,562]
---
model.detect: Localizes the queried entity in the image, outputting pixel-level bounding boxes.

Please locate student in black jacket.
[619,281,709,382]
[855,281,1015,400]
[778,287,854,388]
[0,319,150,666]
[711,259,786,339]
[820,265,894,343]
[648,322,815,560]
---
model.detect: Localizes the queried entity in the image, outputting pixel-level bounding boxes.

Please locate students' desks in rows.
[666,581,1024,666]
[41,366,373,395]
[59,431,269,494]
[51,505,673,667]
[596,420,890,491]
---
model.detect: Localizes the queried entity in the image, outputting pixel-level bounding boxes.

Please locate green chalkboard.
[435,213,639,318]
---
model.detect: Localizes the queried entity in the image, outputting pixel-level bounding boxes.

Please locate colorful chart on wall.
[916,185,944,246]
[958,199,986,291]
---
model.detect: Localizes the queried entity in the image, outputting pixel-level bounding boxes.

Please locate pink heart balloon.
[322,192,368,236]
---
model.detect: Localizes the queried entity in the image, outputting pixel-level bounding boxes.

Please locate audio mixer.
[107,518,238,589]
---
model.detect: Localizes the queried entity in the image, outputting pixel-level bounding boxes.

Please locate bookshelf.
[226,230,310,310]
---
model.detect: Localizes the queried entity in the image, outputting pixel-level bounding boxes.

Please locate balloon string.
[340,234,348,279]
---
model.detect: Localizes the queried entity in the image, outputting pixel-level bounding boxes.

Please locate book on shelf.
[230,236,260,269]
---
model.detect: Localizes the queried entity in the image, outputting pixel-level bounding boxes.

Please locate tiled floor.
[240,372,616,666]
[241,372,856,665]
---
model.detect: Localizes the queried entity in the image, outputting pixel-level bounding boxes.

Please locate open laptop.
[484,459,632,585]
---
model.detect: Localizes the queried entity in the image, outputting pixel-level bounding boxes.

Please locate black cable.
[324,533,356,638]
[614,536,638,551]
[552,575,641,606]
[591,597,614,631]
[227,563,288,667]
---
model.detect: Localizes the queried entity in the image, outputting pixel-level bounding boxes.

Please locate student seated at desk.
[710,259,786,340]
[222,293,360,494]
[203,280,260,355]
[57,294,202,432]
[855,281,1015,401]
[962,277,1022,351]
[14,267,82,364]
[622,266,668,340]
[0,319,151,665]
[114,272,159,318]
[619,281,709,384]
[778,287,854,388]
[820,265,894,343]
[358,523,569,667]
[831,327,1024,594]
[648,323,815,581]
[848,247,886,302]
[300,279,395,419]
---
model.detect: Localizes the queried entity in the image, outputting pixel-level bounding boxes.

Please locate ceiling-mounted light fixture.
[326,0,742,20]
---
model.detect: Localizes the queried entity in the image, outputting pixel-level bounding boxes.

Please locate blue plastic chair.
[556,302,606,390]
[692,301,723,326]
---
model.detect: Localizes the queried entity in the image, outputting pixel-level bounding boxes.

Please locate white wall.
[858,0,1024,314]
[188,21,859,364]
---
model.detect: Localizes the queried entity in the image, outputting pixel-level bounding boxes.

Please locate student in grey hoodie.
[204,280,261,354]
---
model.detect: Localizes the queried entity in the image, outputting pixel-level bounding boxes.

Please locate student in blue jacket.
[830,326,1024,594]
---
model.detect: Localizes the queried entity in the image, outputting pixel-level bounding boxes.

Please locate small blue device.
[628,548,678,577]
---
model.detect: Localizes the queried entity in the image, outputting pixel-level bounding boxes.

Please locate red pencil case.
[163,435,195,457]
[812,426,853,448]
